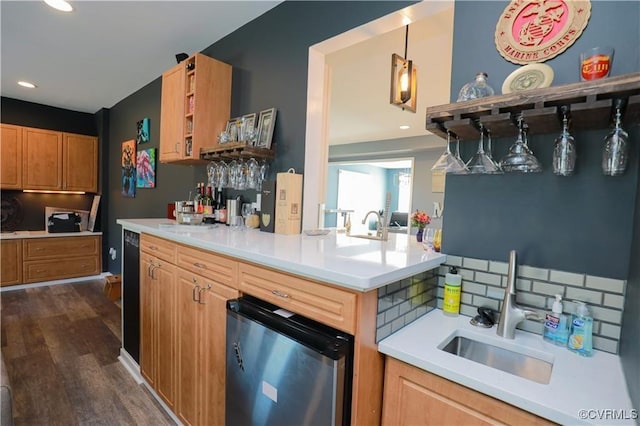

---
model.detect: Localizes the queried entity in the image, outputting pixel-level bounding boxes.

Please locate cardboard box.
[260,180,275,233]
[274,170,302,234]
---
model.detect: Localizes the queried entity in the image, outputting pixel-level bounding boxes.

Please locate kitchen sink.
[439,334,553,384]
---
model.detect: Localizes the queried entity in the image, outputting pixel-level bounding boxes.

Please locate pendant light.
[390,25,417,113]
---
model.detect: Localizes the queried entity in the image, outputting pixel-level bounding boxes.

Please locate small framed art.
[256,108,276,149]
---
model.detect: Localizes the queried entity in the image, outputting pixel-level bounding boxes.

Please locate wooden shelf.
[200,142,275,161]
[426,72,640,140]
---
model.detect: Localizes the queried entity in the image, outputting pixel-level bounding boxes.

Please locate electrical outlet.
[109,247,117,260]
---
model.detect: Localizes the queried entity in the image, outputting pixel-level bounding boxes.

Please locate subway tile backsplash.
[376,256,627,354]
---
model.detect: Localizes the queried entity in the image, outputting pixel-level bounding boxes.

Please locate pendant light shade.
[390,25,417,112]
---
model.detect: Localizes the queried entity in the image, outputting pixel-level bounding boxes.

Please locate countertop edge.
[1,230,103,239]
[117,219,446,292]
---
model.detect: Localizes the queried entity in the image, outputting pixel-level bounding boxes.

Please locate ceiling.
[0,0,281,114]
[326,4,454,146]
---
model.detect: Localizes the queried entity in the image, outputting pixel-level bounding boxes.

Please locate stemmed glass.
[241,203,253,228]
[431,131,468,174]
[217,160,229,189]
[257,159,269,192]
[602,105,629,176]
[552,110,577,176]
[207,161,217,187]
[499,115,542,173]
[465,123,502,174]
[247,158,260,189]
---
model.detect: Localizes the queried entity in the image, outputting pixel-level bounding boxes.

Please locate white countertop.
[117,218,446,291]
[0,230,102,239]
[379,310,636,425]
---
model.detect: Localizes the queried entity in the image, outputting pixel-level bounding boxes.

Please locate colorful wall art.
[136,148,156,188]
[121,139,136,197]
[136,117,150,144]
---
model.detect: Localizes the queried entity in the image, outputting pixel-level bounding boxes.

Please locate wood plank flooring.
[1,280,175,426]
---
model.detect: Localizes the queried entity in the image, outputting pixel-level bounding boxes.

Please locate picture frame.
[136,117,150,144]
[225,117,240,143]
[136,148,156,188]
[241,113,257,144]
[256,108,277,149]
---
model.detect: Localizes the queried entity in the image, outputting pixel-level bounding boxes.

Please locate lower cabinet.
[382,357,553,426]
[140,249,178,411]
[1,239,22,286]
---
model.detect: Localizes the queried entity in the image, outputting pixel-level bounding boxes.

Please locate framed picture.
[241,113,257,144]
[225,117,240,143]
[121,139,136,197]
[136,148,156,188]
[256,108,276,149]
[88,195,101,232]
[136,117,150,144]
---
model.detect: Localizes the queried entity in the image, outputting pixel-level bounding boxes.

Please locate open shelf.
[425,72,640,140]
[200,142,275,161]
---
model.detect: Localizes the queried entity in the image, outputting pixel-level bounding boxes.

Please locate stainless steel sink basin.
[440,335,553,384]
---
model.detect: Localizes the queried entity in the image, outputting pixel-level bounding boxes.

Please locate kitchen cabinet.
[1,239,22,286]
[140,234,177,410]
[382,357,553,425]
[63,132,98,192]
[1,124,22,189]
[7,125,98,191]
[22,235,101,284]
[160,53,232,164]
[22,127,63,190]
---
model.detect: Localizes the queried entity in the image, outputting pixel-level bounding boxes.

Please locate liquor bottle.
[194,183,204,214]
[204,185,214,215]
[215,188,226,223]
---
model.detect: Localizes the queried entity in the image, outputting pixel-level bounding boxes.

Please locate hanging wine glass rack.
[425,72,640,140]
[200,142,275,161]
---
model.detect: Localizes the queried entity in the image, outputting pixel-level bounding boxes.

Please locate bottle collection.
[191,181,260,228]
[542,294,593,357]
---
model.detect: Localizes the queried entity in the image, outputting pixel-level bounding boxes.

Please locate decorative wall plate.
[502,63,554,94]
[495,0,591,65]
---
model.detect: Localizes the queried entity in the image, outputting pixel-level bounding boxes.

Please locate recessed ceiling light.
[18,81,37,89]
[399,125,410,130]
[44,0,73,12]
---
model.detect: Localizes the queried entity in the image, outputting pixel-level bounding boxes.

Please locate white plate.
[502,64,554,94]
[303,229,330,236]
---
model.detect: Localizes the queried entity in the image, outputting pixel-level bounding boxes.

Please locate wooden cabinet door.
[155,260,177,411]
[201,282,238,426]
[140,253,157,388]
[1,239,22,286]
[1,124,22,189]
[63,132,98,192]
[22,127,63,190]
[176,270,200,426]
[160,62,185,163]
[382,358,553,426]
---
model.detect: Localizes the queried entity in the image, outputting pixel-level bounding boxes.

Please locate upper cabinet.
[1,124,98,192]
[22,127,63,190]
[160,53,232,165]
[1,124,23,189]
[63,132,98,192]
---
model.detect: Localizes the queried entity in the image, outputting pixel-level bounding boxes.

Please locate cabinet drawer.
[238,263,357,334]
[23,236,99,261]
[176,244,237,288]
[141,234,176,264]
[23,256,100,283]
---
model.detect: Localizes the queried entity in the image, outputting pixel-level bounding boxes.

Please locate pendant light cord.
[404,25,409,60]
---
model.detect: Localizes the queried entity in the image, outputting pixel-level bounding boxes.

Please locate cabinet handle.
[149,245,159,251]
[174,142,179,153]
[193,262,206,269]
[35,247,44,251]
[197,284,212,304]
[192,284,201,302]
[271,290,290,299]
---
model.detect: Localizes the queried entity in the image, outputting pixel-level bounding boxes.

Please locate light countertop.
[117,218,446,291]
[378,310,636,425]
[1,230,102,239]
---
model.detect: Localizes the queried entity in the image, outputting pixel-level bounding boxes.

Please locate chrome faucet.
[497,250,542,339]
[362,211,386,239]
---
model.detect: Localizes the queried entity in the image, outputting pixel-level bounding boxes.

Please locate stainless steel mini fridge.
[225,296,353,426]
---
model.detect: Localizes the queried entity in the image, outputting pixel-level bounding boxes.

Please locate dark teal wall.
[443,1,640,279]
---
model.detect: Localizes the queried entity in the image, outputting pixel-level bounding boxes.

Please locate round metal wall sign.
[495,0,591,65]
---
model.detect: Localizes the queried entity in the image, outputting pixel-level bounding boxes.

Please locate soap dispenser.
[567,301,593,357]
[543,294,569,345]
[443,267,462,317]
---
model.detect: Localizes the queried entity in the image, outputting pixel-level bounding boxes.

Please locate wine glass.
[422,228,435,250]
[228,159,238,189]
[433,229,442,252]
[431,131,468,174]
[241,203,253,228]
[465,123,502,174]
[257,159,269,192]
[217,160,229,189]
[207,161,217,187]
[247,157,260,189]
[553,111,577,176]
[602,105,628,176]
[499,114,542,173]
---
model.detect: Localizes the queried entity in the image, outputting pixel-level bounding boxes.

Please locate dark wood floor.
[1,280,174,426]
